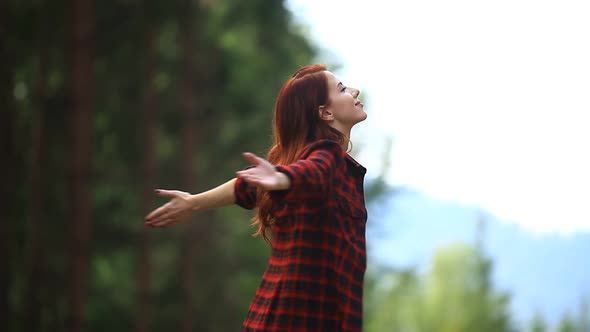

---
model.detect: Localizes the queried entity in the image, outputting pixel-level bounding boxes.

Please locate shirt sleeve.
[234,168,257,209]
[271,139,344,203]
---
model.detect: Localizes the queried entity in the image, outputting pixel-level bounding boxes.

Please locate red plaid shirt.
[235,139,367,332]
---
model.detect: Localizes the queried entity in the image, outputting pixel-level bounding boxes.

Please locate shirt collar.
[345,153,367,176]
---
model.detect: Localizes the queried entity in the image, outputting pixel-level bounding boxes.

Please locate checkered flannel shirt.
[235,139,368,332]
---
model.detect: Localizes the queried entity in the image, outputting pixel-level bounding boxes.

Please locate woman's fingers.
[242,152,262,166]
[146,190,187,220]
[146,209,174,225]
[237,170,257,181]
[154,189,180,198]
[148,218,174,227]
[148,211,189,227]
[146,208,180,226]
[145,190,178,221]
[146,202,171,221]
[239,154,274,175]
[145,189,192,228]
[238,172,276,190]
[236,171,259,184]
[242,152,275,169]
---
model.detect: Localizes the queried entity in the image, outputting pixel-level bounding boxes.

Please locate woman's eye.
[340,86,346,92]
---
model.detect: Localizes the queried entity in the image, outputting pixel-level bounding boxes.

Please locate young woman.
[145,64,368,331]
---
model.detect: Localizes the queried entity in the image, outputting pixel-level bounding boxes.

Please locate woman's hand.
[236,153,291,191]
[145,189,195,227]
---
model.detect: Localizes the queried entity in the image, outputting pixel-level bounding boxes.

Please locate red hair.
[254,64,346,244]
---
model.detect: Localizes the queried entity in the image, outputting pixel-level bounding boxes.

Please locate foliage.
[365,242,514,332]
[7,0,317,330]
[364,228,590,332]
[5,0,589,331]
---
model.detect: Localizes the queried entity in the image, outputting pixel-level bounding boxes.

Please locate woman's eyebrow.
[337,82,343,88]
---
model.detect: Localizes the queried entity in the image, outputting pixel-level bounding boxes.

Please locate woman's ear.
[318,105,334,121]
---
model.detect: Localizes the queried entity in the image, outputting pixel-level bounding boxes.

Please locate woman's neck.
[328,123,352,150]
[340,130,352,151]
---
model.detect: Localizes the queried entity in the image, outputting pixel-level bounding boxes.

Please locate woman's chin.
[351,115,367,128]
[358,110,368,122]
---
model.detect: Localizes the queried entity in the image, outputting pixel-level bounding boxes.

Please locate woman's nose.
[352,88,360,98]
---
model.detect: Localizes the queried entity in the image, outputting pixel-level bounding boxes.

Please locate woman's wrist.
[188,194,202,212]
[186,179,236,212]
[275,171,291,190]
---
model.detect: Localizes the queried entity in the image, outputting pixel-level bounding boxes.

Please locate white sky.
[287,0,590,235]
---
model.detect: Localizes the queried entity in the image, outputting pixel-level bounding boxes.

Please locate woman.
[145,64,368,331]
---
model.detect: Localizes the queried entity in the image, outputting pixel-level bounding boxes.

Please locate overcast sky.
[286,0,590,235]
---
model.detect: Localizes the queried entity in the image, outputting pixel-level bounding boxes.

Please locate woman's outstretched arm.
[145,153,291,227]
[145,178,237,227]
[145,140,340,228]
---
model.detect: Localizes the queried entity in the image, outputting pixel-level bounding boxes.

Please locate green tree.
[529,311,548,332]
[6,0,320,331]
[69,0,97,331]
[364,267,425,331]
[577,297,590,332]
[366,240,514,332]
[557,314,578,332]
[422,243,512,332]
[0,0,17,327]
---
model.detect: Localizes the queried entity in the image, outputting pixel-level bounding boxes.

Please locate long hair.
[253,64,346,244]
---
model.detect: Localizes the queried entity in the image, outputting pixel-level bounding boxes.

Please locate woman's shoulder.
[303,139,345,157]
[305,140,367,176]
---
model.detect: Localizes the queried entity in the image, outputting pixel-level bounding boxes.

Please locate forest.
[2,0,588,331]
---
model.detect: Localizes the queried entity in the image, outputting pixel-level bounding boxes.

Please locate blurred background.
[3,0,589,331]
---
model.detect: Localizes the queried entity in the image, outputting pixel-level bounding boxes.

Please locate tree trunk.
[69,0,95,330]
[179,2,201,330]
[136,23,157,332]
[0,1,15,328]
[24,26,50,331]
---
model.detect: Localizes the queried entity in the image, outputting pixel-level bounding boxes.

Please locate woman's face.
[321,71,367,133]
